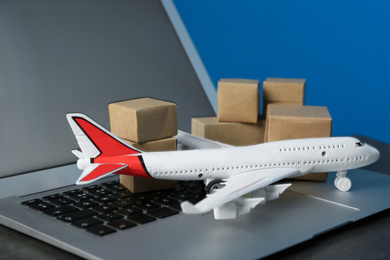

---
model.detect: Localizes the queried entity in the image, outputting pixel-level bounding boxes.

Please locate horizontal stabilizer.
[76,163,127,185]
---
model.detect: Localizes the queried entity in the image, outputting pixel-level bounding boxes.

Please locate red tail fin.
[67,113,141,159]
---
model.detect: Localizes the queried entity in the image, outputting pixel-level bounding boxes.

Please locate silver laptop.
[1,1,390,259]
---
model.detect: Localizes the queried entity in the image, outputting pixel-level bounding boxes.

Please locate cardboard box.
[120,176,178,194]
[123,137,177,152]
[263,77,306,102]
[265,105,332,181]
[263,77,305,116]
[120,137,177,193]
[217,79,260,123]
[192,117,265,146]
[265,105,332,142]
[263,101,302,118]
[109,98,177,143]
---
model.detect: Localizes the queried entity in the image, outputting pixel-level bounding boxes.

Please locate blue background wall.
[174,0,390,144]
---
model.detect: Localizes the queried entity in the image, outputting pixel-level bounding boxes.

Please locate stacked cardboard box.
[192,117,265,146]
[262,77,306,116]
[265,104,332,181]
[193,78,265,146]
[217,79,260,123]
[194,76,332,182]
[108,98,178,193]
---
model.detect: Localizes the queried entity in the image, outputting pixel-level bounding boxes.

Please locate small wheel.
[336,178,352,192]
[206,179,225,194]
[334,177,341,188]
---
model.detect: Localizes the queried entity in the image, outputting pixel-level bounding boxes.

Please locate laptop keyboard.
[21,180,205,236]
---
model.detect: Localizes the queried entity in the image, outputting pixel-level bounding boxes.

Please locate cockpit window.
[356,142,364,147]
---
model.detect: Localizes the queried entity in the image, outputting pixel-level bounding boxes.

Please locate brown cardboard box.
[265,105,332,181]
[217,79,260,123]
[263,101,302,118]
[123,137,177,152]
[192,117,265,146]
[109,98,177,143]
[120,137,177,193]
[120,176,178,194]
[263,77,306,102]
[263,78,305,116]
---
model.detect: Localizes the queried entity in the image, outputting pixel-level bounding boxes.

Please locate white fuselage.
[137,137,379,181]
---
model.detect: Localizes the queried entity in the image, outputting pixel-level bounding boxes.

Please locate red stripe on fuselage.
[95,155,151,178]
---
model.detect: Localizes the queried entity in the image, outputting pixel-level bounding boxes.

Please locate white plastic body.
[142,137,380,182]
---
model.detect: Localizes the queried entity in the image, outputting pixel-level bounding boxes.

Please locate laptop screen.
[0,0,215,178]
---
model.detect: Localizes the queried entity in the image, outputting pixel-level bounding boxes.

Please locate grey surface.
[0,0,215,178]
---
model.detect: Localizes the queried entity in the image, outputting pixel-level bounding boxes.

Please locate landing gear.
[334,170,352,192]
[206,179,225,194]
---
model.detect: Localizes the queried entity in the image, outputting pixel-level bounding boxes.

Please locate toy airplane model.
[67,113,380,219]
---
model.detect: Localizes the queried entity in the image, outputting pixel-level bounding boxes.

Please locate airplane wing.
[181,168,300,214]
[176,130,234,150]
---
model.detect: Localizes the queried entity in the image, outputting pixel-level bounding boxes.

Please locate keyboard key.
[170,191,195,202]
[28,201,55,211]
[66,192,93,201]
[85,187,112,197]
[112,198,136,208]
[21,199,44,206]
[86,225,116,236]
[102,181,127,192]
[43,205,79,217]
[57,209,97,222]
[97,212,123,222]
[134,202,161,211]
[127,213,156,224]
[43,194,62,201]
[63,189,81,196]
[73,200,99,209]
[169,202,182,212]
[108,219,137,230]
[112,190,133,199]
[147,207,179,219]
[116,207,142,216]
[93,204,118,213]
[72,217,103,229]
[92,195,117,204]
[44,195,75,206]
[153,197,178,206]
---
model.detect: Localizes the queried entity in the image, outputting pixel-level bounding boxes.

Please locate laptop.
[1,1,390,259]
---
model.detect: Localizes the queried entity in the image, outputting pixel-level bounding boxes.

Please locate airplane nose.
[367,144,380,163]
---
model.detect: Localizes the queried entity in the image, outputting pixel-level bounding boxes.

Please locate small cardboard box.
[217,79,260,123]
[109,98,177,143]
[123,137,177,152]
[263,101,302,118]
[263,78,305,116]
[120,176,178,194]
[263,77,306,102]
[120,137,177,193]
[192,117,265,146]
[265,105,332,181]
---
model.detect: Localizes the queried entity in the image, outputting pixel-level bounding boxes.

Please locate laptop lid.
[0,0,215,178]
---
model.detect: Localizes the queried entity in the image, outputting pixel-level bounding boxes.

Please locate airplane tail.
[67,113,142,184]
